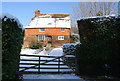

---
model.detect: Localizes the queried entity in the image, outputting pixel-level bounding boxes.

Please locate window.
[61,28,65,31]
[39,28,45,32]
[58,36,64,40]
[48,23,52,25]
[37,35,45,41]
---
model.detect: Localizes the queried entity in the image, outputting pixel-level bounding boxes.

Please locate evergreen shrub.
[76,16,120,78]
[2,15,24,80]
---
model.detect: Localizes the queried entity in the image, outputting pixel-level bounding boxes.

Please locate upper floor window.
[39,28,45,32]
[61,28,65,31]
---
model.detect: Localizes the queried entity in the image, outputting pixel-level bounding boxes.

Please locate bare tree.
[71,2,117,34]
[71,23,78,34]
[72,2,117,20]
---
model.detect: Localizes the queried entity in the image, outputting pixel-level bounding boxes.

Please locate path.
[23,74,86,81]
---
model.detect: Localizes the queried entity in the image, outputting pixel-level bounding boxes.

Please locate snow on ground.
[38,49,48,55]
[20,48,72,72]
[63,43,80,46]
[20,48,63,59]
[48,48,63,56]
[20,48,39,54]
[20,48,85,80]
[23,74,83,79]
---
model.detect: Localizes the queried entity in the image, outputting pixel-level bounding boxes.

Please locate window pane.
[61,28,65,31]
[37,35,45,41]
[39,28,45,31]
[58,36,64,40]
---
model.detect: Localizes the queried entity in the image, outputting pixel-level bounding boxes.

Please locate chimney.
[35,10,40,17]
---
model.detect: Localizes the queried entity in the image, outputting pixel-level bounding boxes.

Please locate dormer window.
[39,28,45,32]
[48,23,52,25]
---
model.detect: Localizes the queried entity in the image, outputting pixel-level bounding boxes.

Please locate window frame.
[39,28,45,32]
[58,36,64,40]
[61,28,65,32]
[37,35,46,41]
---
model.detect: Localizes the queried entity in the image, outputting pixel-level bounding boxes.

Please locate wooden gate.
[19,54,75,74]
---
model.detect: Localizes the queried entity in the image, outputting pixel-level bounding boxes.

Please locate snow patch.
[49,48,63,56]
[63,43,80,47]
[20,49,37,54]
[65,55,76,57]
[23,74,82,79]
[0,13,24,30]
[26,15,71,28]
[78,14,116,20]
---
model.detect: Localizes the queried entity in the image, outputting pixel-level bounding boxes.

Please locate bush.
[62,43,80,70]
[2,14,24,80]
[76,16,120,78]
[63,43,79,55]
[30,43,42,49]
[70,34,79,43]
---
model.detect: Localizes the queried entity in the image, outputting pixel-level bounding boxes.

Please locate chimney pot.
[35,10,40,17]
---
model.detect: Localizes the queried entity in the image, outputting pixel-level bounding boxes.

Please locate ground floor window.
[37,35,46,41]
[58,36,64,40]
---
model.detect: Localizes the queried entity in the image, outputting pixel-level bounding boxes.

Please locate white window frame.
[58,36,64,40]
[37,35,46,41]
[39,28,45,32]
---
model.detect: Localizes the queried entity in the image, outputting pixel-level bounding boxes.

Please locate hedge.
[62,43,80,70]
[29,42,42,49]
[76,16,120,78]
[63,43,79,55]
[2,14,24,80]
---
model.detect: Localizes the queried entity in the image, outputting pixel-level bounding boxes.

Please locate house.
[23,10,71,48]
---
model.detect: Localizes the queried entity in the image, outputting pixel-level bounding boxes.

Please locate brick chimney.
[35,10,40,17]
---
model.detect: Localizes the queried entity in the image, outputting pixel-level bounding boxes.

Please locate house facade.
[23,10,71,48]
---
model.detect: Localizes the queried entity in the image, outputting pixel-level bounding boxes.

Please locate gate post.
[38,56,40,73]
[75,56,78,74]
[58,57,60,73]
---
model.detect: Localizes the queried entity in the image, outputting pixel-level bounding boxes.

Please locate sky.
[1,0,120,2]
[2,2,119,27]
[2,2,77,27]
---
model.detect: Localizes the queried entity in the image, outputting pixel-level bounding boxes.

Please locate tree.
[70,34,79,43]
[72,2,117,20]
[71,2,117,35]
[71,22,79,34]
[2,15,24,80]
